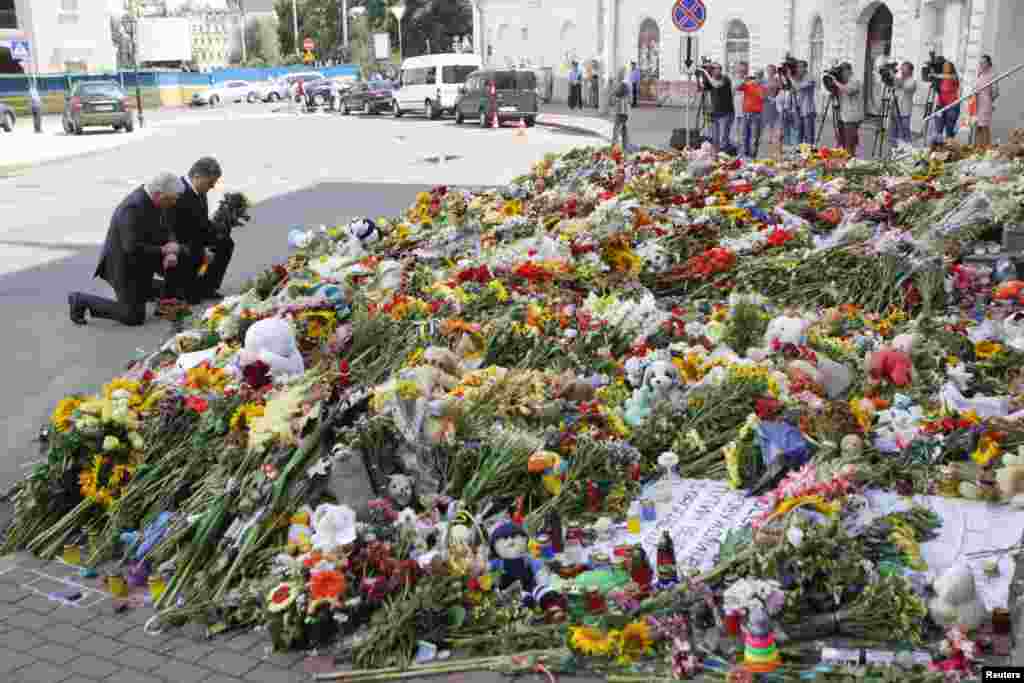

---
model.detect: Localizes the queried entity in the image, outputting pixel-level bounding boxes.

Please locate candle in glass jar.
[641,498,657,522]
[148,575,166,603]
[62,544,81,566]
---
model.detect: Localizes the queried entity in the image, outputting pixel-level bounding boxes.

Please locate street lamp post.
[291,0,300,55]
[123,2,145,128]
[390,4,406,63]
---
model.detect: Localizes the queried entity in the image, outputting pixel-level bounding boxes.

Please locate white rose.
[102,435,121,451]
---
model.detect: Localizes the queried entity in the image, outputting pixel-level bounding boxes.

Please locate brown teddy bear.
[551,370,597,403]
[422,346,463,391]
[998,128,1024,160]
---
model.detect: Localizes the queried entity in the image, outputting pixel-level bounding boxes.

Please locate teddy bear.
[764,313,811,349]
[551,370,596,403]
[865,347,913,387]
[928,564,989,631]
[643,360,686,408]
[960,447,1024,506]
[386,473,416,509]
[997,128,1024,160]
[422,347,464,390]
[310,503,358,551]
[286,506,315,553]
[237,317,305,379]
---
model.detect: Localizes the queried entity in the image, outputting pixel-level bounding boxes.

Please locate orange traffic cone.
[516,118,526,137]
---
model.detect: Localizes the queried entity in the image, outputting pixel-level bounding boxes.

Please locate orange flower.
[309,569,346,604]
[441,319,482,337]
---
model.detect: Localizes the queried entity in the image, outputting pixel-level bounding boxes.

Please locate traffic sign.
[8,39,30,61]
[671,0,706,33]
[303,38,315,51]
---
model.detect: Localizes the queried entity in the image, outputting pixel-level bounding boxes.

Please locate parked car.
[0,102,14,132]
[454,69,538,127]
[340,80,395,115]
[256,72,325,102]
[392,53,480,119]
[191,79,259,106]
[304,78,340,108]
[62,80,134,135]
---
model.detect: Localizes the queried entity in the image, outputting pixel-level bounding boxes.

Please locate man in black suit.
[166,157,233,303]
[68,173,184,326]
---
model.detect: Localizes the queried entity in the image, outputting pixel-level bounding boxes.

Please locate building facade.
[473,0,1024,140]
[178,6,242,69]
[0,0,117,72]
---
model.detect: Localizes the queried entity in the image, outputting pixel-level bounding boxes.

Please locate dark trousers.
[590,78,599,108]
[632,82,639,107]
[74,281,151,326]
[165,236,234,301]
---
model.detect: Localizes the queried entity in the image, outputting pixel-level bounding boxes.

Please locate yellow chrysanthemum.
[617,621,654,662]
[972,434,1001,466]
[186,364,228,392]
[724,442,741,489]
[103,378,143,406]
[975,340,1004,360]
[230,403,266,432]
[501,199,523,217]
[51,396,83,433]
[570,626,616,656]
[487,280,509,303]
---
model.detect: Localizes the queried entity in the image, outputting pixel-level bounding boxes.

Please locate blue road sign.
[672,0,707,33]
[9,40,30,61]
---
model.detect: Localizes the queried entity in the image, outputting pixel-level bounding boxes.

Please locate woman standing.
[974,55,999,148]
[931,61,961,147]
[762,65,781,154]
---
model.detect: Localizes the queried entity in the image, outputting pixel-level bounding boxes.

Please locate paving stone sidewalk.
[0,553,315,683]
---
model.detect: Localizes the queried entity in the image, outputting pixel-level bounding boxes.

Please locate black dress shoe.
[68,293,87,325]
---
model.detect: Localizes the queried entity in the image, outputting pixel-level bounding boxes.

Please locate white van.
[392,53,482,119]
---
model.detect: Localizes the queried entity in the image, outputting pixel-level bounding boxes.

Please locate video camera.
[822,65,844,95]
[777,54,800,89]
[878,60,899,87]
[921,50,945,82]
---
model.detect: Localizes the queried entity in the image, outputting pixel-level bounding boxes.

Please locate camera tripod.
[922,78,941,143]
[694,82,713,142]
[871,83,903,159]
[815,93,841,148]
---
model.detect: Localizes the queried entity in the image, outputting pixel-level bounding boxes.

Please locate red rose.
[243,360,272,390]
[271,584,292,605]
[755,397,783,419]
[185,396,209,413]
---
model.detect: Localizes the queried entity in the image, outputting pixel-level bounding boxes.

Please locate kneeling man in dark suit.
[166,157,233,303]
[68,172,184,326]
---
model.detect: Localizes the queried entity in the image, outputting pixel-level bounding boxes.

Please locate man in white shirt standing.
[732,61,749,150]
[892,61,917,146]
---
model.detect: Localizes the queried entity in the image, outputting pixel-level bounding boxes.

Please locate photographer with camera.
[887,61,917,146]
[698,62,735,153]
[794,61,817,145]
[829,62,863,156]
[928,61,961,148]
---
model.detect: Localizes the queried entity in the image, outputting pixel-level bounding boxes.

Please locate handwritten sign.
[821,648,862,666]
[594,479,770,573]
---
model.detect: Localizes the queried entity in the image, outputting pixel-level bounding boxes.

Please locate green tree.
[246,16,281,64]
[401,0,472,58]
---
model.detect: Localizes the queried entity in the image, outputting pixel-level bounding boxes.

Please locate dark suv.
[454,69,538,127]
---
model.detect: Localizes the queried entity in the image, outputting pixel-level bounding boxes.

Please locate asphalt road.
[0,104,590,498]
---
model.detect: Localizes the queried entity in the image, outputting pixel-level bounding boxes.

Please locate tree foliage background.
[273,0,472,70]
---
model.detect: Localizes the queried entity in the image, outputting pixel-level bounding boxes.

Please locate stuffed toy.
[998,128,1024,160]
[238,317,305,378]
[551,370,596,403]
[286,506,314,553]
[891,332,918,355]
[764,313,810,348]
[347,217,380,244]
[995,281,1024,303]
[866,347,913,387]
[386,473,416,509]
[422,347,464,389]
[643,360,685,407]
[310,503,357,551]
[961,447,1024,506]
[928,564,989,631]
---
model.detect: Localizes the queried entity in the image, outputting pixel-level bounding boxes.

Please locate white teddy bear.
[928,564,989,631]
[237,317,305,378]
[643,360,686,409]
[764,314,811,348]
[310,503,357,551]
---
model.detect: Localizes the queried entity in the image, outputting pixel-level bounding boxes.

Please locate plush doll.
[928,564,989,631]
[286,506,315,553]
[551,370,597,403]
[238,317,305,379]
[422,347,464,390]
[386,473,416,509]
[961,447,1024,506]
[527,450,568,496]
[866,347,913,387]
[488,522,541,594]
[764,313,810,349]
[311,503,357,552]
[624,385,654,427]
[642,360,685,408]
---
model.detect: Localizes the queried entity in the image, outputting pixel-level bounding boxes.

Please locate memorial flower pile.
[7,140,1024,677]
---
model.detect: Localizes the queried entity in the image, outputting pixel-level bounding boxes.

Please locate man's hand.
[162,241,180,256]
[162,253,178,270]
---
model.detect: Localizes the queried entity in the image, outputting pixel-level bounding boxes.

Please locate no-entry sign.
[303,38,315,51]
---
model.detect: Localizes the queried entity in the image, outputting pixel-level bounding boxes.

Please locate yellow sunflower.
[51,396,83,433]
[569,626,616,657]
[617,621,654,662]
[103,378,143,406]
[501,200,523,218]
[975,340,1004,360]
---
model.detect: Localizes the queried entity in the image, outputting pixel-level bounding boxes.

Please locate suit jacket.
[173,178,212,255]
[94,186,171,303]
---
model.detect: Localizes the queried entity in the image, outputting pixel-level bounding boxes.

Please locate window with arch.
[809,16,824,79]
[724,20,749,75]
